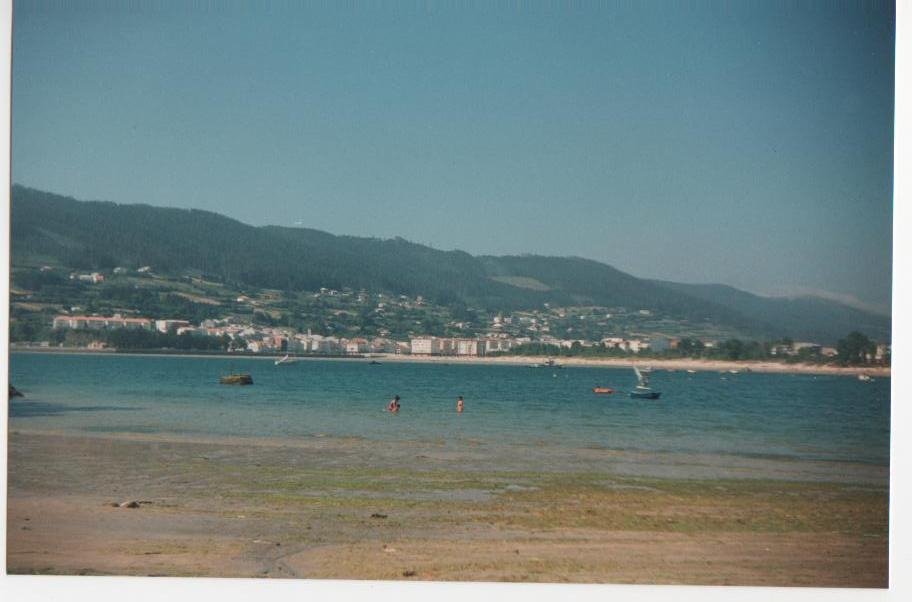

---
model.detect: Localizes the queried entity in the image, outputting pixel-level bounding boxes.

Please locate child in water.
[456,395,464,413]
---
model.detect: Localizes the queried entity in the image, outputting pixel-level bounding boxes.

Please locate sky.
[11,1,895,315]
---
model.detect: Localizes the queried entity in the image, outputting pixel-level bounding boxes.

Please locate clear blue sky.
[11,1,895,314]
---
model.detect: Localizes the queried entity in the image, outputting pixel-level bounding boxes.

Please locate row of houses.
[53,315,192,333]
[769,341,889,360]
[530,335,659,353]
[53,314,153,330]
[48,314,681,357]
[53,314,886,359]
[770,342,839,357]
[64,266,155,282]
[69,272,105,284]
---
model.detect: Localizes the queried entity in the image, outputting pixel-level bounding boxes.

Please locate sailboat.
[630,366,661,399]
[274,354,295,366]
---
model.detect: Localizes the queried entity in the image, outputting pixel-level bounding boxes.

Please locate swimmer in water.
[387,395,400,413]
[456,395,464,413]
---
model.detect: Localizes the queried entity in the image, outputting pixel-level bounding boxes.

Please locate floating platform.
[219,373,253,385]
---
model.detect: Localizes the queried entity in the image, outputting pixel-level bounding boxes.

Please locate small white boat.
[275,354,295,366]
[858,374,873,382]
[530,357,563,369]
[630,367,661,399]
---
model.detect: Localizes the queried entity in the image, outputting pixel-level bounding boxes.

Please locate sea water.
[7,352,891,483]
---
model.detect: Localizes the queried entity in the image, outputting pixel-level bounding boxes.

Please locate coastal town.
[39,309,876,361]
[8,263,891,366]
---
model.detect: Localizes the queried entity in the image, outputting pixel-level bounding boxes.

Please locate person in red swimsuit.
[387,395,400,413]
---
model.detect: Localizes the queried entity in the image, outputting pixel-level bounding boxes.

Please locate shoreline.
[10,346,891,377]
[371,353,892,376]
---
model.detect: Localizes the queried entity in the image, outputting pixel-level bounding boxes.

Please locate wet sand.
[6,430,889,586]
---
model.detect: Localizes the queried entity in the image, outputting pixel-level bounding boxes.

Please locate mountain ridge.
[10,185,890,345]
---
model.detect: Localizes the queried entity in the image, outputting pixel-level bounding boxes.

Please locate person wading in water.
[387,395,400,413]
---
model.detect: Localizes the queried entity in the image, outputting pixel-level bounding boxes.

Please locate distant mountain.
[649,281,891,345]
[10,185,890,344]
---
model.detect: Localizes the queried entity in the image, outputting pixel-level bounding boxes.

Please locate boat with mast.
[275,354,295,366]
[630,366,661,399]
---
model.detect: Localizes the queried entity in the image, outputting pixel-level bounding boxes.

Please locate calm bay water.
[8,352,891,481]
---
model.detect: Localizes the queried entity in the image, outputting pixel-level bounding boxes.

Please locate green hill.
[650,281,890,345]
[10,185,890,344]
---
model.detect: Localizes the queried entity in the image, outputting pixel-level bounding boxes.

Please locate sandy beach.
[9,347,892,377]
[7,429,889,586]
[372,353,892,377]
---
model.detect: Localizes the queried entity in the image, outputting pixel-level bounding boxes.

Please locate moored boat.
[220,373,253,385]
[629,367,661,399]
[529,357,563,369]
[630,387,661,399]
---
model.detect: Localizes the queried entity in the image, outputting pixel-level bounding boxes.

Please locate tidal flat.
[7,430,888,586]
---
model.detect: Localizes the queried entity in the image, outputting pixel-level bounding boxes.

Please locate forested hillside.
[10,185,891,344]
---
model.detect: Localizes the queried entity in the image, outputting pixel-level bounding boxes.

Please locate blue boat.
[630,367,661,399]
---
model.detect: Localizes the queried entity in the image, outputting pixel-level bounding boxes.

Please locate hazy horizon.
[11,2,895,315]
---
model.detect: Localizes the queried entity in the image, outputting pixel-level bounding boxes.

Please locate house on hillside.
[53,314,152,331]
[155,319,191,333]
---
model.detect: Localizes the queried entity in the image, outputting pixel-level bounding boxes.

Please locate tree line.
[504,331,887,366]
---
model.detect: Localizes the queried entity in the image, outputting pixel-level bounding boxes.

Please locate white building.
[370,338,396,353]
[410,337,437,355]
[560,339,591,349]
[345,338,370,354]
[53,314,152,331]
[71,272,105,283]
[625,339,649,353]
[484,338,512,354]
[155,319,191,333]
[456,339,480,356]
